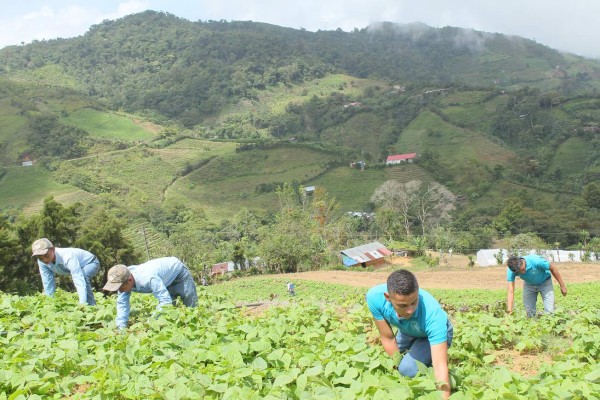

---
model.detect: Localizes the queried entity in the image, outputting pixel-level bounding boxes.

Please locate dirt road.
[279,262,600,290]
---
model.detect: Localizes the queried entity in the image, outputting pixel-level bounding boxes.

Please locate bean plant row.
[0,279,598,399]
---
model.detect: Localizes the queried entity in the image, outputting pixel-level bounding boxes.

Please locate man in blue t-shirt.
[366,269,453,399]
[506,254,567,317]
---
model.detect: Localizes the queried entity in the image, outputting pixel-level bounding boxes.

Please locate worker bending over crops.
[366,269,453,399]
[506,254,567,317]
[32,238,100,306]
[103,256,198,329]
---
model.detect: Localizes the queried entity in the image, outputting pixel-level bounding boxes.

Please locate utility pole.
[142,225,151,261]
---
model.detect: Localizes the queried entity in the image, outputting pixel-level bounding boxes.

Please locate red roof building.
[386,153,417,165]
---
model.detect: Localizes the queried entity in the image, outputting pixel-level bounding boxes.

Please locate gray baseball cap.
[103,264,132,291]
[32,238,54,256]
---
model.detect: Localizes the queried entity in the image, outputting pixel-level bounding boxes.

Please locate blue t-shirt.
[366,284,449,345]
[506,254,551,285]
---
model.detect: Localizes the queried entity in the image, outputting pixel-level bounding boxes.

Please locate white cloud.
[0,0,599,59]
[0,1,148,47]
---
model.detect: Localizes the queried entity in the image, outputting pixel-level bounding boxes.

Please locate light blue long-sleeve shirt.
[115,257,185,329]
[37,247,98,304]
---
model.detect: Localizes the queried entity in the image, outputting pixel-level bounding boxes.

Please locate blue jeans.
[523,278,554,317]
[82,260,100,305]
[167,266,198,307]
[396,320,454,377]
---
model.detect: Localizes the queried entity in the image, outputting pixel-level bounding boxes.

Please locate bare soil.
[257,256,599,376]
[279,257,600,290]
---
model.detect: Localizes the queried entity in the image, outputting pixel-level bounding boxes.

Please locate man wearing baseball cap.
[103,256,198,329]
[31,238,100,305]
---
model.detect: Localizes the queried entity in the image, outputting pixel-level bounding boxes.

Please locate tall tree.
[371,180,420,236]
[414,182,456,236]
[76,208,139,289]
[258,184,321,273]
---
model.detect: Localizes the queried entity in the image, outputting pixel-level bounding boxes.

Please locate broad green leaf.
[252,357,268,371]
[273,373,295,387]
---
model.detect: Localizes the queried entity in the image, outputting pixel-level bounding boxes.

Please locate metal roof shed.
[340,242,392,268]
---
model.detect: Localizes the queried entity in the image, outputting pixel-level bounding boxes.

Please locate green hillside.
[61,109,155,141]
[397,110,516,166]
[0,12,598,251]
[309,166,387,210]
[167,146,338,220]
[0,165,82,209]
[549,137,595,177]
[54,139,238,214]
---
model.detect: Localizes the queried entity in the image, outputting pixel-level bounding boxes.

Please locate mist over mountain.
[0,10,599,249]
[2,10,599,126]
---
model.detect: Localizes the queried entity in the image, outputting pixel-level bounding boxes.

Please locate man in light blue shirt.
[506,254,567,317]
[366,269,453,399]
[102,257,198,329]
[32,238,100,305]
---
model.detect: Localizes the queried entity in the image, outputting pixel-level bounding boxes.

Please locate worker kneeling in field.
[32,238,100,306]
[366,269,453,399]
[103,257,198,329]
[506,254,567,317]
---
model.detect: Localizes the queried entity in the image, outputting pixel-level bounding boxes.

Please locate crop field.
[548,137,595,177]
[439,98,504,134]
[1,277,598,399]
[0,103,27,165]
[0,166,79,210]
[170,146,337,220]
[226,74,382,118]
[54,140,237,212]
[308,166,387,211]
[397,111,516,166]
[61,109,155,141]
[319,113,394,160]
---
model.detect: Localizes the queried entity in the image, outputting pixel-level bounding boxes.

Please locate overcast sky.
[1,0,598,59]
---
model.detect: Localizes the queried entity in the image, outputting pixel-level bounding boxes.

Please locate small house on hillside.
[21,155,33,167]
[340,242,392,268]
[210,258,263,276]
[343,102,362,109]
[386,153,417,165]
[211,261,235,276]
[304,186,315,195]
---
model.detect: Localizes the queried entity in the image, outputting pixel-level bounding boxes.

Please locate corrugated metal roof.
[340,242,391,265]
[386,153,417,162]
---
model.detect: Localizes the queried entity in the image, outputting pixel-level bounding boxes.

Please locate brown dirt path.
[278,260,600,290]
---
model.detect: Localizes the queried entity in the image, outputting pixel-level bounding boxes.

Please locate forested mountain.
[0,10,599,283]
[2,10,599,127]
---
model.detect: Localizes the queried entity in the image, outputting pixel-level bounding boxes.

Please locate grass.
[320,112,394,160]
[384,164,433,184]
[548,137,596,176]
[397,110,515,166]
[56,139,238,213]
[440,92,507,134]
[206,275,600,313]
[210,74,386,136]
[308,166,388,211]
[61,108,155,141]
[169,145,336,220]
[0,165,81,210]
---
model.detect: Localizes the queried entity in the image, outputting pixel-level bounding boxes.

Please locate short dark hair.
[507,256,521,272]
[387,269,419,296]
